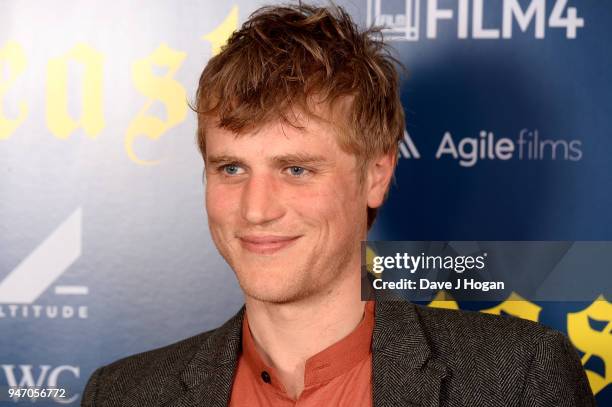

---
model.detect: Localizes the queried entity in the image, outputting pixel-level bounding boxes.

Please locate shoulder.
[379,301,595,405]
[377,299,556,353]
[413,301,554,344]
[100,328,213,381]
[409,301,570,367]
[82,329,213,406]
[82,307,245,406]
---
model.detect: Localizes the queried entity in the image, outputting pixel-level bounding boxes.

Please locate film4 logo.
[368,0,584,41]
[2,364,80,404]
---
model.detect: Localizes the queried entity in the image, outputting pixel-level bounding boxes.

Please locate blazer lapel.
[123,299,445,407]
[163,307,245,407]
[373,301,447,407]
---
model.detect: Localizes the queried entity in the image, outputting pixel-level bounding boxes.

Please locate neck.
[244,259,366,400]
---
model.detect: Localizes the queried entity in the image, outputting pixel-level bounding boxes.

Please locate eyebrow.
[206,155,243,166]
[271,153,329,167]
[206,153,330,168]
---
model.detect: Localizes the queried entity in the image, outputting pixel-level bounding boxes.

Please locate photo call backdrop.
[0,0,610,405]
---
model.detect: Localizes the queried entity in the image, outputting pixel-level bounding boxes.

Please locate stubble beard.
[232,239,359,305]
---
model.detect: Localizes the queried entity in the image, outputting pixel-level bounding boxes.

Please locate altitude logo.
[0,208,88,320]
[398,128,583,167]
[367,0,584,41]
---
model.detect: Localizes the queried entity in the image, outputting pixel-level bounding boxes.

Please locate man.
[82,4,595,406]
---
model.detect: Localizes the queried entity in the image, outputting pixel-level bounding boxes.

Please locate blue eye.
[288,166,306,176]
[222,164,242,175]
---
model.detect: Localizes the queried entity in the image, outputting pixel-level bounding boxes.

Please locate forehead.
[204,107,349,158]
[203,94,355,153]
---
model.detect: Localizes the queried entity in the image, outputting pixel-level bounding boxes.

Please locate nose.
[240,173,285,225]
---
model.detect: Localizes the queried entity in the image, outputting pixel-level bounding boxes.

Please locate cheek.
[293,179,364,231]
[330,179,367,233]
[205,184,237,225]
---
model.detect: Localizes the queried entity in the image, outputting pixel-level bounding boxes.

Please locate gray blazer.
[82,301,596,406]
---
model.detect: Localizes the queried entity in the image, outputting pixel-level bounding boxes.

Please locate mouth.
[238,235,302,255]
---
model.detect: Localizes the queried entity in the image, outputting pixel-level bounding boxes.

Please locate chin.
[235,268,312,304]
[241,284,305,304]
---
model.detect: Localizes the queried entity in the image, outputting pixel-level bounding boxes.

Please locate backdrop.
[0,0,610,405]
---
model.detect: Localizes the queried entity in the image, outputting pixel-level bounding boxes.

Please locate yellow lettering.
[46,43,104,139]
[125,44,187,165]
[365,246,380,277]
[202,6,239,56]
[480,292,541,322]
[427,290,459,310]
[567,295,612,395]
[0,41,28,140]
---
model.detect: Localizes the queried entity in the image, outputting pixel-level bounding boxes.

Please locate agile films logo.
[0,208,88,320]
[399,129,583,167]
[367,0,584,41]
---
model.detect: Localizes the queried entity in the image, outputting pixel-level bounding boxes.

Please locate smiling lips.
[239,235,301,254]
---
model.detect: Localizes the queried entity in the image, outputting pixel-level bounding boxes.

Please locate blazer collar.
[181,306,245,388]
[161,307,245,407]
[372,301,448,407]
[167,300,446,407]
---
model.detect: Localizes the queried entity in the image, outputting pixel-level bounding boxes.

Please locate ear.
[365,150,396,209]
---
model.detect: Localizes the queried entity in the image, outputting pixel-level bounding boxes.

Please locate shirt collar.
[241,300,375,392]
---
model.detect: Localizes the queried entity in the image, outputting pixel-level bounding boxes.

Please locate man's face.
[204,111,376,304]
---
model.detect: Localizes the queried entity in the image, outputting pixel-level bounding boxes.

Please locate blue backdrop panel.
[0,0,609,405]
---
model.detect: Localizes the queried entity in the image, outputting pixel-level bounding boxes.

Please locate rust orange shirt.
[228,301,375,407]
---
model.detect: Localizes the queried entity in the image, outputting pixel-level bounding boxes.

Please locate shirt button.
[261,371,271,384]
